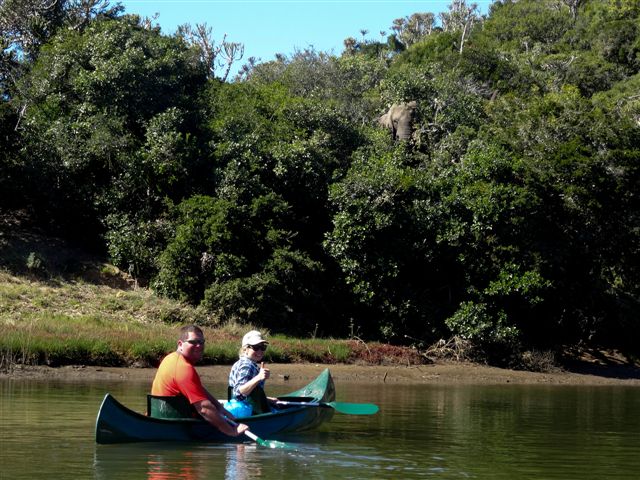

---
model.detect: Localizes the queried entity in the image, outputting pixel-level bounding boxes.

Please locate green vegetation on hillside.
[2,0,639,367]
[0,265,424,370]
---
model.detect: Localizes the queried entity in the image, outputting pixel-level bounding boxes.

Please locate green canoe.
[95,368,336,444]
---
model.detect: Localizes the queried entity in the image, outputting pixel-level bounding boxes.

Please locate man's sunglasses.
[250,344,267,351]
[184,339,205,346]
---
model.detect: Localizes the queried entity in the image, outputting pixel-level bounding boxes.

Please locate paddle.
[275,400,379,415]
[241,429,291,449]
[225,418,292,449]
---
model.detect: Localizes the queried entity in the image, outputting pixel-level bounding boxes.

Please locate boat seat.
[147,394,198,419]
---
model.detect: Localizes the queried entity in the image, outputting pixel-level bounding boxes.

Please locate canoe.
[95,367,336,444]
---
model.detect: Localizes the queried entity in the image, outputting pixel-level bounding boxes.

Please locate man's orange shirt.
[151,351,209,404]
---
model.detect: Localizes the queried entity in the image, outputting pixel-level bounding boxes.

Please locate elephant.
[377,101,417,141]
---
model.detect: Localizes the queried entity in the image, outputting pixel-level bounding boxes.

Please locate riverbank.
[2,231,640,388]
[5,359,640,386]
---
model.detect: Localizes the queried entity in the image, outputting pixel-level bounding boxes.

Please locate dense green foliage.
[2,0,639,365]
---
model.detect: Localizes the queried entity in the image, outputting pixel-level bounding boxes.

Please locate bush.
[445,301,521,364]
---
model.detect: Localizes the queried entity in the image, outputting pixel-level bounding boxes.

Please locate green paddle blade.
[326,402,379,415]
[256,438,294,449]
[244,429,295,449]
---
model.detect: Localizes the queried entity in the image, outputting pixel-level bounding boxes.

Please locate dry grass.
[424,336,474,362]
[0,269,199,325]
[0,270,429,371]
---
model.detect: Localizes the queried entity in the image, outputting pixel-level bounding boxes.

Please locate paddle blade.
[328,402,379,415]
[245,430,294,449]
[257,438,294,449]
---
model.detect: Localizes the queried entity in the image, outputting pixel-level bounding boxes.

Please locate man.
[151,325,249,437]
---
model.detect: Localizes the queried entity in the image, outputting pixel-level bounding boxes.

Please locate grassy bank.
[1,222,638,378]
[0,269,425,372]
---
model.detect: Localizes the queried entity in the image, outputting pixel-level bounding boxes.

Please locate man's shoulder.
[158,351,178,367]
[176,353,197,369]
[158,351,196,374]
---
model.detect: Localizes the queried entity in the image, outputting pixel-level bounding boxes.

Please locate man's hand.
[195,399,247,437]
[234,423,249,436]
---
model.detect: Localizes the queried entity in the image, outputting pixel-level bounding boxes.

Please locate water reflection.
[94,437,404,479]
[145,449,199,479]
[94,442,270,479]
[3,378,640,480]
[225,444,262,480]
[95,443,218,479]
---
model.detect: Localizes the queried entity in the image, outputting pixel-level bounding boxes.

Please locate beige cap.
[242,330,268,346]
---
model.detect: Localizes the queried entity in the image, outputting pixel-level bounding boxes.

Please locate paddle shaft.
[225,418,262,444]
[275,400,379,415]
[276,401,327,408]
[242,429,260,443]
[225,417,291,449]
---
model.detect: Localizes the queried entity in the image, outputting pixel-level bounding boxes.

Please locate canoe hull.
[96,368,335,444]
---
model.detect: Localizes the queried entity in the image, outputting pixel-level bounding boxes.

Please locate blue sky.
[119,0,493,73]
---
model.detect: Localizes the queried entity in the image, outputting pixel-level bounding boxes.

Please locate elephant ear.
[378,112,393,129]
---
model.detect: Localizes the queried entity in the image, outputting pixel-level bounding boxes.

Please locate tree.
[562,0,586,22]
[177,22,243,82]
[0,0,65,59]
[64,0,122,31]
[390,13,436,48]
[16,15,206,243]
[568,2,640,77]
[148,80,364,332]
[343,36,357,55]
[481,0,572,52]
[439,0,482,53]
[245,47,386,125]
[477,85,640,348]
[324,138,459,340]
[0,0,120,56]
[435,142,550,356]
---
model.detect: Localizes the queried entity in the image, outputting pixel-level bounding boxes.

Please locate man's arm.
[193,399,248,437]
[204,389,239,420]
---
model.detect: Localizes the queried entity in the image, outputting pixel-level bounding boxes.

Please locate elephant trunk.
[395,114,413,140]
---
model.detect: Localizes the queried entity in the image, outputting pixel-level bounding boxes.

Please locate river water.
[1,375,639,479]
